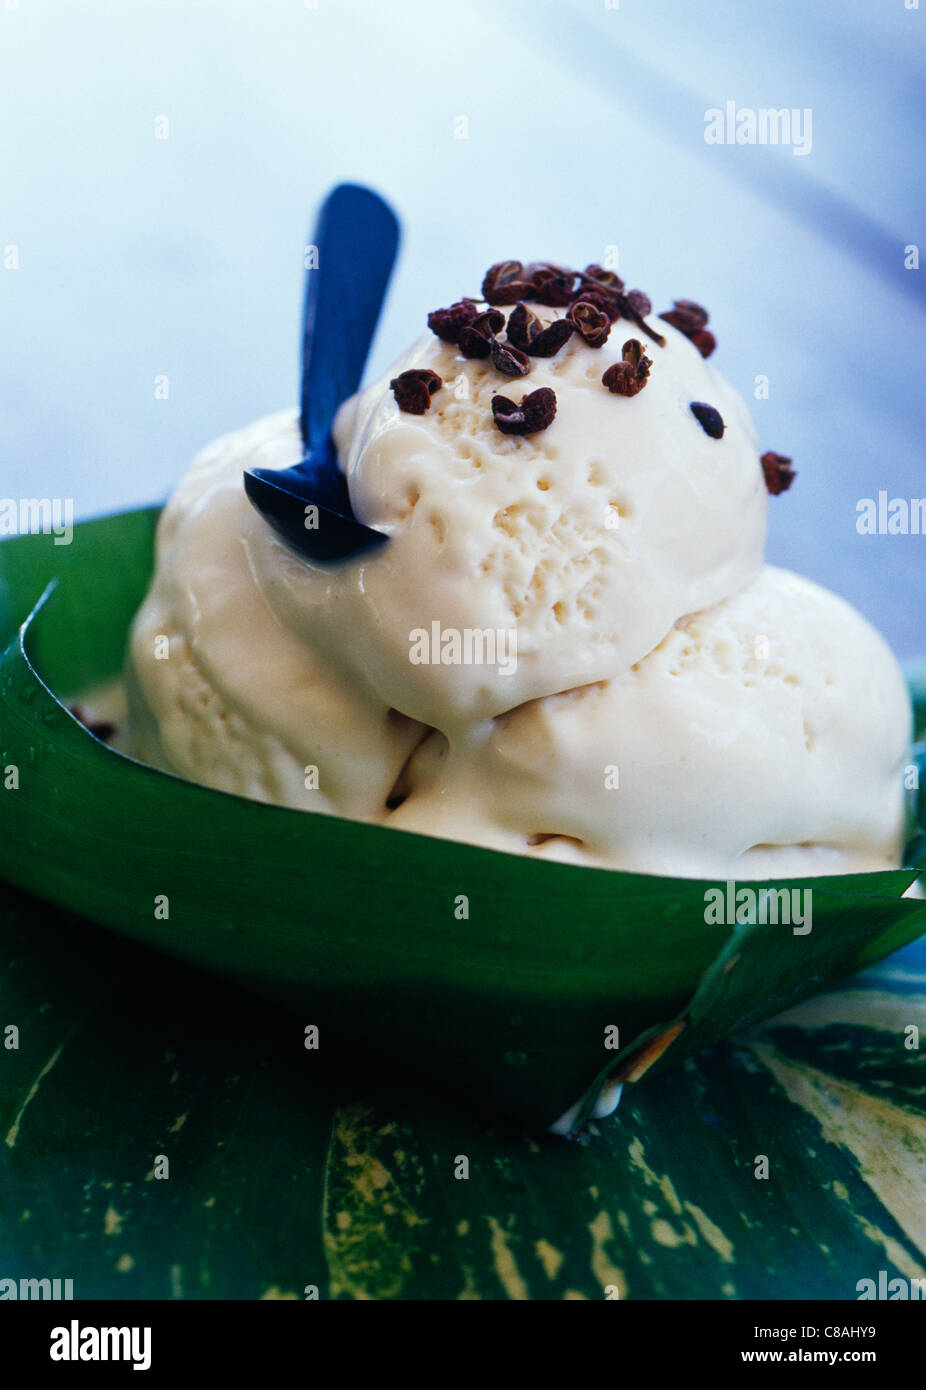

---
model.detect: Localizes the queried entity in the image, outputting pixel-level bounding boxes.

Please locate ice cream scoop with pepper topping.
[124,259,908,879]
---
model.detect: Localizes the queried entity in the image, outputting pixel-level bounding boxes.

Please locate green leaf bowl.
[1,508,924,1131]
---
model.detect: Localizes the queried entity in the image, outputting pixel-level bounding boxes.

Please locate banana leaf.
[1,876,925,1299]
[0,508,924,1134]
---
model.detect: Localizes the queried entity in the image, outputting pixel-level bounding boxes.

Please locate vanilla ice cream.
[258,310,766,731]
[388,567,909,877]
[123,262,911,879]
[127,412,428,815]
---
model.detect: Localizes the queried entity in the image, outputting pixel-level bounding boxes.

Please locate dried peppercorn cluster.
[389,259,793,493]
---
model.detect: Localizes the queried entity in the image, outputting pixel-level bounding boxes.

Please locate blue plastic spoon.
[243,184,398,562]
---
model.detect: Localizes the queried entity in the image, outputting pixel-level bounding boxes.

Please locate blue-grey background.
[1,0,923,654]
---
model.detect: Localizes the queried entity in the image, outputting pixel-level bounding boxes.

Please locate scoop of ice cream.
[126,411,427,815]
[388,567,911,879]
[249,304,767,731]
[123,266,909,884]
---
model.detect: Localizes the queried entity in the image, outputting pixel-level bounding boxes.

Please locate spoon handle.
[300,184,400,453]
